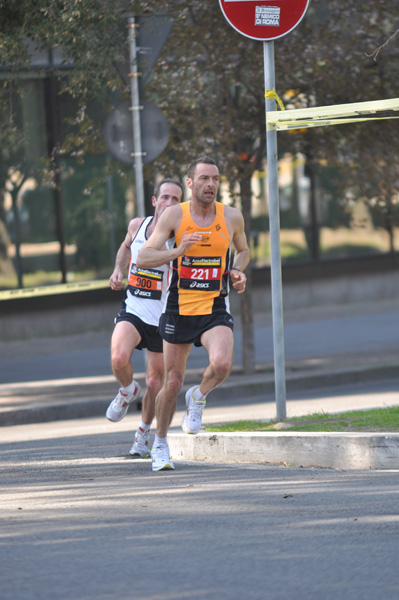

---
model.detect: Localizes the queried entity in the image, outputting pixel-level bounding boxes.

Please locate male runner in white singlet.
[106,178,183,458]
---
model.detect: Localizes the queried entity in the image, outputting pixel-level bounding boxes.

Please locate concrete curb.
[1,362,398,427]
[168,431,399,470]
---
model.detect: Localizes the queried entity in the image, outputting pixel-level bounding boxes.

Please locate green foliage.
[1,0,399,178]
[0,0,130,96]
[62,156,127,271]
[22,187,56,243]
[1,0,399,273]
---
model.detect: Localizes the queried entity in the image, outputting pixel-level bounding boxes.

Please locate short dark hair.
[187,156,217,180]
[153,178,184,200]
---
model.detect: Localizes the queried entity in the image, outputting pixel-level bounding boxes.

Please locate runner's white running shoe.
[129,427,151,458]
[151,443,175,471]
[181,386,206,435]
[106,382,141,422]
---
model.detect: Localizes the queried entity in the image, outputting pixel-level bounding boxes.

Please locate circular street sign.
[104,101,169,165]
[219,0,311,41]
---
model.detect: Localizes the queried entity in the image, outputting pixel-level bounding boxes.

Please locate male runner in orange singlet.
[137,157,250,471]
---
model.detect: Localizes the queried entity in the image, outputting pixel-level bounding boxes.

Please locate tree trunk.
[238,174,255,374]
[45,74,67,284]
[385,198,395,255]
[304,146,320,261]
[10,188,23,288]
[0,218,16,279]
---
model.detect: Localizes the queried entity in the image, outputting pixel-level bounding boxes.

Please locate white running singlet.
[124,217,170,326]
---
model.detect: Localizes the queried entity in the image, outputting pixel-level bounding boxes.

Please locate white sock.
[154,434,168,446]
[193,386,206,403]
[139,420,151,432]
[122,380,137,396]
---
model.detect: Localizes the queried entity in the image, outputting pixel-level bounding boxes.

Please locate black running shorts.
[114,304,163,353]
[158,311,234,347]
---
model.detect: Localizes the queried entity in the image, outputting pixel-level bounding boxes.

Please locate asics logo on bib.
[189,281,210,289]
[134,289,152,297]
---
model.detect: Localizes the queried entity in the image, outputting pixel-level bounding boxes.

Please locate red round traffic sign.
[219,0,311,41]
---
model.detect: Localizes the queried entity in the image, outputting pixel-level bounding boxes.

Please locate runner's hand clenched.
[176,232,203,256]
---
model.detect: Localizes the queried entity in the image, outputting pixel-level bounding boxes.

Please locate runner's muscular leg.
[156,341,191,438]
[110,321,141,387]
[199,326,234,396]
[141,350,164,425]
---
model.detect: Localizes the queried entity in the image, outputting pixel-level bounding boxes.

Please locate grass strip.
[205,406,399,433]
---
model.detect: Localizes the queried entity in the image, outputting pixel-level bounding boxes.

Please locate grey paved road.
[1,419,399,600]
[1,299,398,384]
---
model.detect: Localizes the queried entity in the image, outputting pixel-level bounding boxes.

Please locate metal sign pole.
[218,0,310,421]
[128,17,145,218]
[264,40,287,420]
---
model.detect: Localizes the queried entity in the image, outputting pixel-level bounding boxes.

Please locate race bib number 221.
[179,256,222,291]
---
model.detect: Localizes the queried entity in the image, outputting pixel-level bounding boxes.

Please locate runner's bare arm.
[137,206,202,268]
[228,208,250,294]
[109,218,143,290]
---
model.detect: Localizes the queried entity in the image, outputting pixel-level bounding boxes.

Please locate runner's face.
[189,163,220,205]
[153,183,182,216]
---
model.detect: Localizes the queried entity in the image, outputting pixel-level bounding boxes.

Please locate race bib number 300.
[128,264,163,299]
[179,256,222,291]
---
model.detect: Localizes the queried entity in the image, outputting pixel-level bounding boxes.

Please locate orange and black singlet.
[165,201,232,316]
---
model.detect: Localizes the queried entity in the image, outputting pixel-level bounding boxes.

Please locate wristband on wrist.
[230,267,243,274]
